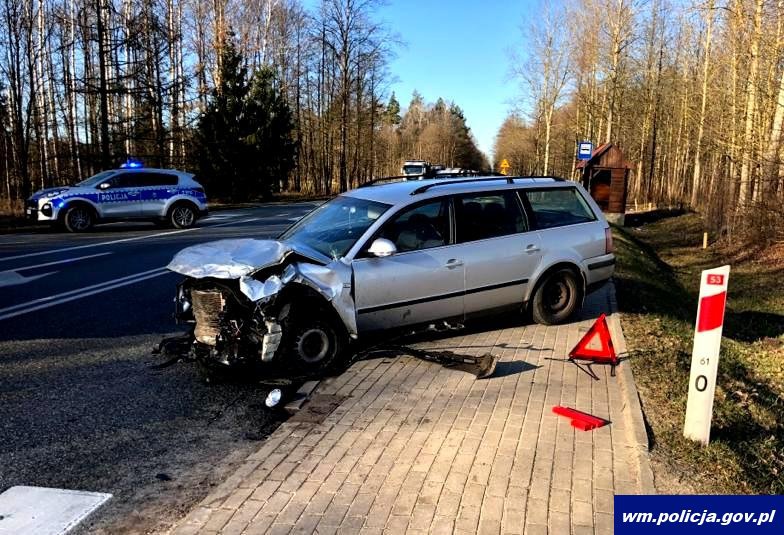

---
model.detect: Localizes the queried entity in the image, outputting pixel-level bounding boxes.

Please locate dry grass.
[613,212,784,494]
[0,198,30,231]
[0,198,23,217]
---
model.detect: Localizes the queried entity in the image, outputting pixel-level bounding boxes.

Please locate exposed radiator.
[191,289,226,345]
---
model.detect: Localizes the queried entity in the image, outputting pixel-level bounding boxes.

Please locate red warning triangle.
[569,313,617,364]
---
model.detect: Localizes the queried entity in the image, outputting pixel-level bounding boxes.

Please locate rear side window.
[524,188,596,229]
[454,191,527,243]
[137,173,179,186]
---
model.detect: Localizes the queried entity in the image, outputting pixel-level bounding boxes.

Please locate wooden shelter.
[576,143,632,223]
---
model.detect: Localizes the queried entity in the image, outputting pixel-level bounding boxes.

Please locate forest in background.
[496,0,784,242]
[0,0,486,206]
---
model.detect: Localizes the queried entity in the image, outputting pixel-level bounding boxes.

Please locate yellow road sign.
[499,159,510,175]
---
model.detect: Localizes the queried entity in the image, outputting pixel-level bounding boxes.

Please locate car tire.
[279,303,344,376]
[62,205,94,232]
[531,268,582,326]
[169,203,197,229]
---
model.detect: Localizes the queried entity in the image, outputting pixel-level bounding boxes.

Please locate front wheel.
[169,203,197,229]
[62,205,94,232]
[531,268,582,325]
[279,304,344,376]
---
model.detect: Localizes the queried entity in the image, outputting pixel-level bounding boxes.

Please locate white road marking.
[0,267,169,321]
[9,252,112,272]
[0,270,58,288]
[0,239,41,246]
[0,252,112,288]
[0,217,260,263]
[0,485,111,535]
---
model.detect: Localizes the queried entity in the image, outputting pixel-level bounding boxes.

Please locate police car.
[26,163,208,232]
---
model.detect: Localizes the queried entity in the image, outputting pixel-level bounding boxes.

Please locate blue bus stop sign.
[577,141,593,160]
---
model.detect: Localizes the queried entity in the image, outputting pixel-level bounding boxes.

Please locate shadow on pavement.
[492,359,540,378]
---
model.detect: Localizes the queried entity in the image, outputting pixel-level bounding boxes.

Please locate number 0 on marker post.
[684,265,730,445]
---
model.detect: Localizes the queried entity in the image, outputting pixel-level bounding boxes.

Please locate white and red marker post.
[684,265,731,445]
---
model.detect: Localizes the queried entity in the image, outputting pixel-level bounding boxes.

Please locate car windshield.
[403,165,424,175]
[280,196,391,259]
[75,170,116,187]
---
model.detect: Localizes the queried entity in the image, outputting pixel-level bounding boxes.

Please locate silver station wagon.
[163,176,615,379]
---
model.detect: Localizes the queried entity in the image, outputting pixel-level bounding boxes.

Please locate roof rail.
[409,175,569,195]
[410,175,515,195]
[357,174,427,188]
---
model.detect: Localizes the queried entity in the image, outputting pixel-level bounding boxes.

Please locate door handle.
[525,244,540,253]
[126,190,140,196]
[445,259,464,269]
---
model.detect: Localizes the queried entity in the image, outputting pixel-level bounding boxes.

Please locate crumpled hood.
[28,186,72,201]
[167,239,293,279]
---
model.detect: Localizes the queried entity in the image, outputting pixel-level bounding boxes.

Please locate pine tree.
[195,33,249,200]
[244,67,296,198]
[195,34,295,200]
[385,92,401,125]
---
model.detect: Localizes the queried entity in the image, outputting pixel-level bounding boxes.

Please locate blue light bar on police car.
[120,159,143,169]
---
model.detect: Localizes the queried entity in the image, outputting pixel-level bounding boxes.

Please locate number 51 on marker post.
[684,265,730,445]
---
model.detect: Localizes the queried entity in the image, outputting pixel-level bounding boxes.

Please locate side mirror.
[98,182,111,190]
[367,238,397,258]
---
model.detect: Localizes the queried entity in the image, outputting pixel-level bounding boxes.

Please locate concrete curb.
[606,281,657,494]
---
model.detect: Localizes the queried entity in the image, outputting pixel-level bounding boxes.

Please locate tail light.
[604,227,614,254]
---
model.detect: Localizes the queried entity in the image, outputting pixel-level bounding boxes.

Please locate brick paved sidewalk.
[169,284,653,535]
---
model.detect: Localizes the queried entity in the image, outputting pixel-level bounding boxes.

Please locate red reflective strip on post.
[697,291,726,332]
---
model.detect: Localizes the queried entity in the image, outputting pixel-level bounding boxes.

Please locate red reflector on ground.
[697,291,726,332]
[552,406,609,431]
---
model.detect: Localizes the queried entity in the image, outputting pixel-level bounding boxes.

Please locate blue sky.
[379,0,536,159]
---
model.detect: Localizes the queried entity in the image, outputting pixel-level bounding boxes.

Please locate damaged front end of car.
[158,238,356,380]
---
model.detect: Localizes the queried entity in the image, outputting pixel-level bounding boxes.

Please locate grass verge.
[613,212,784,494]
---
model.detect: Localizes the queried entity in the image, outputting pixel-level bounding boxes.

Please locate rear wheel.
[169,203,197,229]
[531,268,581,325]
[62,205,94,232]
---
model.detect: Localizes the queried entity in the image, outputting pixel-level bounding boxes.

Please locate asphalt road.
[0,202,320,534]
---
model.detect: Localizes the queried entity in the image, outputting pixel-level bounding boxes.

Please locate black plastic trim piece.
[356,278,529,314]
[587,258,616,271]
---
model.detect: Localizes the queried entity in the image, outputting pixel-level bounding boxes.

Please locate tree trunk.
[738,0,764,207]
[95,0,111,168]
[691,0,714,207]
